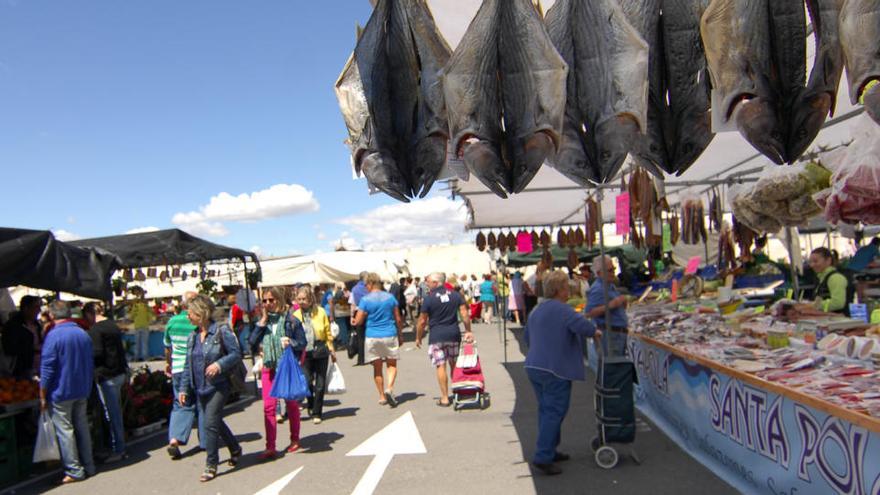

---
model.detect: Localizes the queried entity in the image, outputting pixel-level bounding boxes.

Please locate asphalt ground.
[7,322,737,495]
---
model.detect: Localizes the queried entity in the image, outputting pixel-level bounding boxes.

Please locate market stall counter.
[624,304,880,495]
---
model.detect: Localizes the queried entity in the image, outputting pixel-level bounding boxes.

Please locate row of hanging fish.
[337,0,876,202]
[474,227,591,252]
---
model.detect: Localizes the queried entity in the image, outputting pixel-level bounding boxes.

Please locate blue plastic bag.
[270,346,311,401]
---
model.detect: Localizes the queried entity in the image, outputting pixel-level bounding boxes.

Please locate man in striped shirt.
[164,292,202,459]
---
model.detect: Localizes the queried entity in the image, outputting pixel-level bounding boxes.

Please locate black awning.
[70,228,260,270]
[0,228,118,300]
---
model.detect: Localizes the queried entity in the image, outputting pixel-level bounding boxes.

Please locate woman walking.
[328,282,352,349]
[293,286,335,424]
[509,272,530,326]
[353,273,404,407]
[248,287,307,460]
[179,295,242,482]
[479,274,497,324]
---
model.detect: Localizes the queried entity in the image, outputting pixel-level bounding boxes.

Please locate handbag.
[33,411,61,463]
[327,362,346,395]
[330,322,340,339]
[347,329,359,359]
[218,326,248,394]
[270,346,311,401]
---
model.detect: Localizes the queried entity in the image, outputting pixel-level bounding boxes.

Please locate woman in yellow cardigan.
[293,286,335,424]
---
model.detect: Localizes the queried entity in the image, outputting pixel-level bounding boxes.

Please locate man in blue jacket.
[40,300,96,484]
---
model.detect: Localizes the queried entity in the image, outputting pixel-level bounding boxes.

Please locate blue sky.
[0,0,468,257]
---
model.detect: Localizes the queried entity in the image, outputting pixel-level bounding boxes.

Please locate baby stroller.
[451,343,490,411]
[591,334,639,469]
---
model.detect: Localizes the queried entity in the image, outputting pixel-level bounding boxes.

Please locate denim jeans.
[134,328,149,361]
[602,330,628,358]
[169,372,204,447]
[197,388,240,468]
[526,368,572,465]
[50,398,96,480]
[334,317,351,348]
[96,374,127,454]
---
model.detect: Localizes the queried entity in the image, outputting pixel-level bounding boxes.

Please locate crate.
[0,454,17,486]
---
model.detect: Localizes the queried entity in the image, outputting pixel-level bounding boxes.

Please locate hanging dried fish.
[507,231,517,248]
[476,232,487,251]
[732,216,756,258]
[697,200,708,245]
[487,232,498,250]
[573,227,585,246]
[540,229,552,248]
[557,228,569,247]
[498,232,509,251]
[531,231,540,248]
[639,170,656,223]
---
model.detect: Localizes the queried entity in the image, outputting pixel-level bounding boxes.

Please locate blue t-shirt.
[585,279,628,328]
[321,290,334,315]
[421,287,464,344]
[358,291,398,338]
[479,281,496,303]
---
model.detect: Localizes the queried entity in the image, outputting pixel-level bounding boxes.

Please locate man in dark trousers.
[83,302,129,463]
[1,295,41,379]
[349,272,369,365]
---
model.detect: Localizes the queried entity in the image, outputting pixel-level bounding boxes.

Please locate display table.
[629,333,880,495]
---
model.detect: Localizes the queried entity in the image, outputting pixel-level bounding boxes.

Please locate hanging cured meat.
[498,232,509,251]
[573,227,585,246]
[670,210,680,246]
[585,199,600,247]
[531,231,540,249]
[476,232,487,251]
[507,231,517,248]
[487,232,498,250]
[567,247,579,269]
[541,247,554,266]
[732,216,757,257]
[717,223,737,272]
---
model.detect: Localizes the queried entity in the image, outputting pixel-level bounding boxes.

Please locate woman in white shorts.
[353,272,404,407]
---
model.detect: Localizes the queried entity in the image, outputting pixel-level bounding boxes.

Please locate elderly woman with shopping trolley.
[523,271,600,476]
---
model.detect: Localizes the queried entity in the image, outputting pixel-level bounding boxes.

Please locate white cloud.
[53,229,81,241]
[316,232,327,241]
[337,196,468,250]
[125,226,160,235]
[333,234,362,251]
[172,183,319,238]
[176,221,229,238]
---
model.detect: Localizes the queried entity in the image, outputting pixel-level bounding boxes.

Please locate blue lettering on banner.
[634,338,880,495]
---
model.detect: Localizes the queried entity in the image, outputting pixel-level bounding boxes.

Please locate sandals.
[227,448,242,467]
[384,391,398,408]
[200,465,217,482]
[286,442,301,454]
[436,400,451,407]
[60,475,83,485]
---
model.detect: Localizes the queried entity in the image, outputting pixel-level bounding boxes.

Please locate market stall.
[623,303,880,494]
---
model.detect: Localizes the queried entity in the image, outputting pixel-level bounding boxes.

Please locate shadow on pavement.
[322,407,359,420]
[300,432,345,454]
[394,392,424,407]
[503,328,737,494]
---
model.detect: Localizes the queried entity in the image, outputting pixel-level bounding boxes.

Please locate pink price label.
[685,256,701,275]
[615,193,630,235]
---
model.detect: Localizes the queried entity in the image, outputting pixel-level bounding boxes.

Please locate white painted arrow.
[347,411,427,495]
[253,466,304,495]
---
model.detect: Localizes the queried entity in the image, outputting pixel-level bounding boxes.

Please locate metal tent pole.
[786,227,801,299]
[595,191,613,358]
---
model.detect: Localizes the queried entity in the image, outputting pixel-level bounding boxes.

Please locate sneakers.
[286,442,301,453]
[313,417,322,425]
[554,452,571,462]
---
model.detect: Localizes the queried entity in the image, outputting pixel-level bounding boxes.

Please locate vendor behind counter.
[809,247,854,315]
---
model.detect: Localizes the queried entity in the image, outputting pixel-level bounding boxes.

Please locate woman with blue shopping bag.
[179,295,243,482]
[248,287,307,460]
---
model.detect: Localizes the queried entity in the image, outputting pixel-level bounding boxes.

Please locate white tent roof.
[426,0,862,229]
[260,251,406,286]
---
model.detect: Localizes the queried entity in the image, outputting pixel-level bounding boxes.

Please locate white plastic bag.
[330,322,340,339]
[33,411,60,463]
[326,362,346,395]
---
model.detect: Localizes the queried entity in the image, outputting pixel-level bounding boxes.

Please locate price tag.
[616,193,630,235]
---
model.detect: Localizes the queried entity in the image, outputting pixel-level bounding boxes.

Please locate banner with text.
[630,338,880,495]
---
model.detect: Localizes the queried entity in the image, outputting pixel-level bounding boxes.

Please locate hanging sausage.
[476,232,487,251]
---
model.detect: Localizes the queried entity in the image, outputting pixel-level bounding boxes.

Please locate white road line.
[253,466,304,495]
[347,411,427,495]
